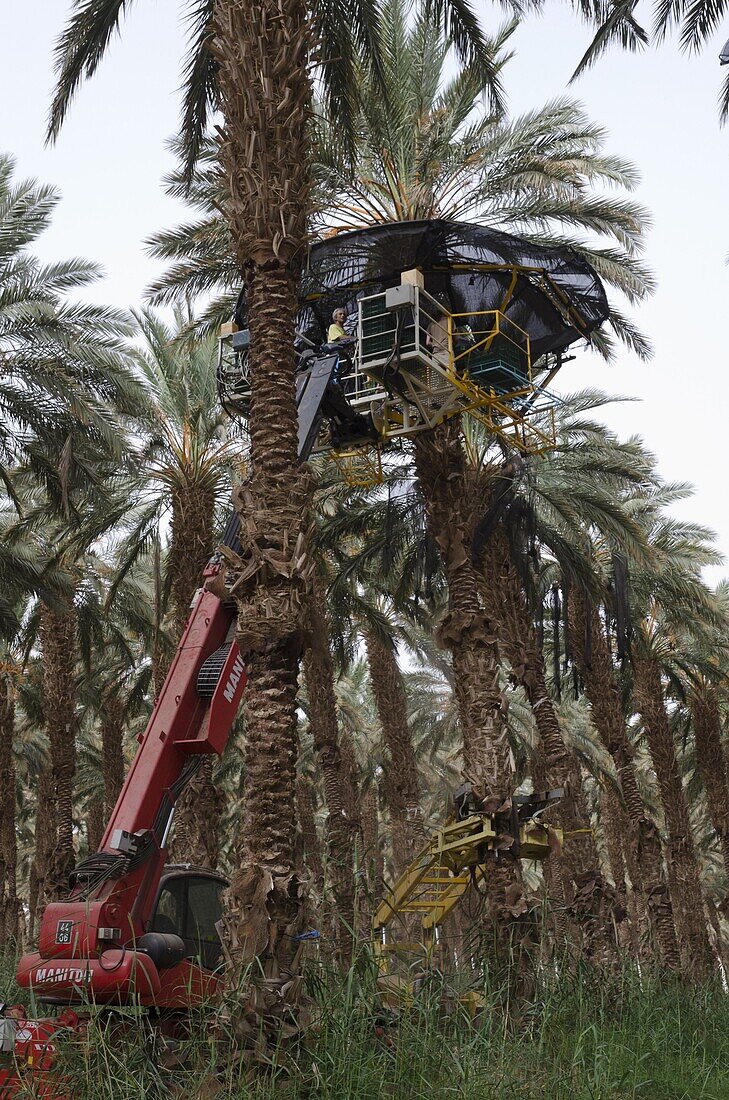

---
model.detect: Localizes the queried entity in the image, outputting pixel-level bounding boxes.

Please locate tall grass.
[4,957,729,1099]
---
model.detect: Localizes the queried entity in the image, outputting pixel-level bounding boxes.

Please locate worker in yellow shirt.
[328,308,354,344]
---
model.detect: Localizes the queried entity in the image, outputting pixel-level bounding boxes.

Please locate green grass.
[4,958,729,1100]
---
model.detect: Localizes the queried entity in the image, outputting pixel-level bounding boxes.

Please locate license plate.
[55,920,74,945]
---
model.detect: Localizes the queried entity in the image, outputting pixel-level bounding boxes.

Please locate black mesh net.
[236,219,609,364]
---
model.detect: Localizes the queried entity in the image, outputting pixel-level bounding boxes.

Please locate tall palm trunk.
[691,688,729,882]
[86,796,105,855]
[296,774,324,897]
[169,483,217,643]
[101,693,125,819]
[413,421,529,977]
[633,652,714,978]
[39,599,77,898]
[210,0,313,1024]
[29,770,56,939]
[360,782,383,932]
[414,422,510,802]
[0,669,18,945]
[364,626,426,872]
[303,587,355,963]
[477,528,618,963]
[569,589,680,971]
[168,483,220,866]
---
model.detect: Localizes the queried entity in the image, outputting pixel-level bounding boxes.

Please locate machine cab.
[149,866,227,972]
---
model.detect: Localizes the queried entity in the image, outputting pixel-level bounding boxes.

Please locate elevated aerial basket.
[339,281,557,454]
[222,219,610,463]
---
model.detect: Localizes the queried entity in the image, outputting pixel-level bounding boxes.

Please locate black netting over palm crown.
[236,219,609,365]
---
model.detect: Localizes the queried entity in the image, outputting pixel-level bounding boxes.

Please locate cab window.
[151,875,223,971]
[151,877,185,938]
[186,877,224,971]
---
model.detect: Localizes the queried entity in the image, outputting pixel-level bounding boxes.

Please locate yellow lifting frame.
[372,813,562,969]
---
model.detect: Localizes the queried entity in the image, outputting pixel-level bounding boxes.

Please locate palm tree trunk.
[0,669,18,946]
[476,526,619,962]
[413,421,510,802]
[101,693,125,819]
[169,484,216,643]
[168,484,218,864]
[691,689,729,881]
[39,600,77,899]
[29,770,56,939]
[598,786,641,958]
[172,757,224,868]
[86,795,105,854]
[360,781,383,933]
[303,590,355,963]
[413,421,529,981]
[633,652,714,978]
[296,774,324,897]
[210,0,313,1039]
[364,626,427,872]
[569,589,680,971]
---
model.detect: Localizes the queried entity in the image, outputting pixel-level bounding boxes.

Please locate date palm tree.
[97,308,239,863]
[48,2,493,1023]
[623,489,726,977]
[0,155,140,498]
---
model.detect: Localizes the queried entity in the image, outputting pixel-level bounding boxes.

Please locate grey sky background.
[1,1,728,580]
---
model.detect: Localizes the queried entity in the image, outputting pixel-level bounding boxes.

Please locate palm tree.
[49,4,494,1001]
[321,2,652,962]
[623,493,727,977]
[687,670,729,884]
[301,575,358,963]
[568,584,681,969]
[0,155,140,497]
[106,308,237,654]
[462,396,686,967]
[89,310,239,864]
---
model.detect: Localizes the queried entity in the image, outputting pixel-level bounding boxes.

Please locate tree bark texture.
[364,626,427,871]
[569,589,680,971]
[691,688,729,882]
[39,600,77,898]
[169,483,216,643]
[167,482,217,863]
[212,262,313,999]
[172,756,224,868]
[477,525,618,963]
[633,652,714,978]
[29,770,55,939]
[0,670,18,945]
[359,782,383,932]
[210,0,314,1036]
[303,589,355,962]
[101,693,125,820]
[296,774,323,897]
[413,421,510,803]
[86,795,105,855]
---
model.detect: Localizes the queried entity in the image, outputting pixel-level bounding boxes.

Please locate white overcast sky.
[1,1,728,580]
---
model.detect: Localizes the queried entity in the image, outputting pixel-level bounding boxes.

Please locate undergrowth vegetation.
[5,958,728,1100]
